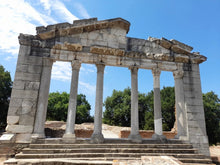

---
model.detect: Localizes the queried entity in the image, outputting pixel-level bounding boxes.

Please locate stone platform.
[4,138,214,165]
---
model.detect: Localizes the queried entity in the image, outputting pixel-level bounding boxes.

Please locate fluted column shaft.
[91,64,105,143]
[63,60,81,140]
[128,66,142,142]
[173,70,187,139]
[32,58,53,138]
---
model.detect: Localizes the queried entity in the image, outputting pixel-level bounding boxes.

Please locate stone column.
[128,66,142,143]
[32,58,53,138]
[152,68,166,140]
[173,70,187,140]
[63,60,81,142]
[91,64,105,143]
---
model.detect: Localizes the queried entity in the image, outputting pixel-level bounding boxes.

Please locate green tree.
[103,87,176,131]
[47,92,93,123]
[0,65,12,128]
[103,87,153,129]
[203,91,220,145]
[160,87,175,131]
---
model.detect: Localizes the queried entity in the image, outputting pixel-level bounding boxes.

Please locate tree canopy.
[103,87,176,131]
[0,65,12,128]
[47,92,93,123]
[203,91,220,145]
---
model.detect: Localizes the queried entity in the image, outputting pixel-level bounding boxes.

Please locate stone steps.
[29,143,193,149]
[4,140,214,164]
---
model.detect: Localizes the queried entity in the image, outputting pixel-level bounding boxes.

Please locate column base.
[62,133,76,143]
[90,133,104,143]
[174,134,188,141]
[31,133,45,139]
[152,133,166,141]
[128,133,142,143]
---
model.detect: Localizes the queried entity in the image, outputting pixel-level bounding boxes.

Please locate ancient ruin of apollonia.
[5,18,210,156]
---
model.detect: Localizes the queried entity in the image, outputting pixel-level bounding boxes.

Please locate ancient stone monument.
[4,18,210,156]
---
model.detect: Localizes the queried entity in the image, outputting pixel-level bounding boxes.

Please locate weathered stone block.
[14,72,41,81]
[16,64,28,72]
[111,28,127,36]
[16,133,32,143]
[9,98,23,107]
[6,125,33,133]
[25,82,40,90]
[11,89,39,99]
[18,45,31,57]
[7,116,19,125]
[28,65,42,74]
[21,100,37,115]
[7,106,21,116]
[13,80,25,90]
[185,98,203,106]
[19,115,35,125]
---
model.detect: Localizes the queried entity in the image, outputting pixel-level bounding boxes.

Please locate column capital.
[71,60,81,70]
[173,70,184,79]
[96,63,105,72]
[152,68,161,77]
[129,66,139,72]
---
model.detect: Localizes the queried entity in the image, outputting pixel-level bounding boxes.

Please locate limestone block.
[18,45,31,57]
[21,100,36,115]
[93,40,108,47]
[171,39,193,52]
[187,112,205,121]
[7,116,19,125]
[185,98,203,106]
[16,64,28,72]
[68,36,80,43]
[14,72,41,81]
[16,133,32,143]
[79,33,88,39]
[13,80,25,90]
[171,45,190,55]
[28,65,42,74]
[88,32,103,40]
[27,56,43,65]
[25,82,40,90]
[9,98,23,107]
[67,54,75,61]
[7,106,21,116]
[59,53,68,61]
[108,41,119,49]
[80,38,88,45]
[11,89,39,99]
[185,105,204,113]
[19,115,35,125]
[6,125,33,133]
[111,28,127,36]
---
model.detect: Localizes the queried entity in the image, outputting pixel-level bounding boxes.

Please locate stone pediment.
[36,18,130,40]
[18,17,207,64]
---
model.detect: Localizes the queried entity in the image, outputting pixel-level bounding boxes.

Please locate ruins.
[3,17,210,156]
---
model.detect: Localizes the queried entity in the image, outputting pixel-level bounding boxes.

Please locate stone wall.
[119,130,177,139]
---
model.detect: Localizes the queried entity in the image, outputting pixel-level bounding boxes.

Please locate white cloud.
[0,0,56,56]
[79,81,96,96]
[74,3,90,19]
[51,61,96,96]
[52,0,79,22]
[51,61,72,81]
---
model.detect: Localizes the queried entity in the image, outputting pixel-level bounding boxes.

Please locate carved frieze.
[52,42,82,52]
[90,46,125,56]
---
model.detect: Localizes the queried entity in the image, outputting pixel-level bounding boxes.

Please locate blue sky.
[0,0,220,115]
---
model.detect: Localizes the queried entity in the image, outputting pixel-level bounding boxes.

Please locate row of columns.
[32,58,187,142]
